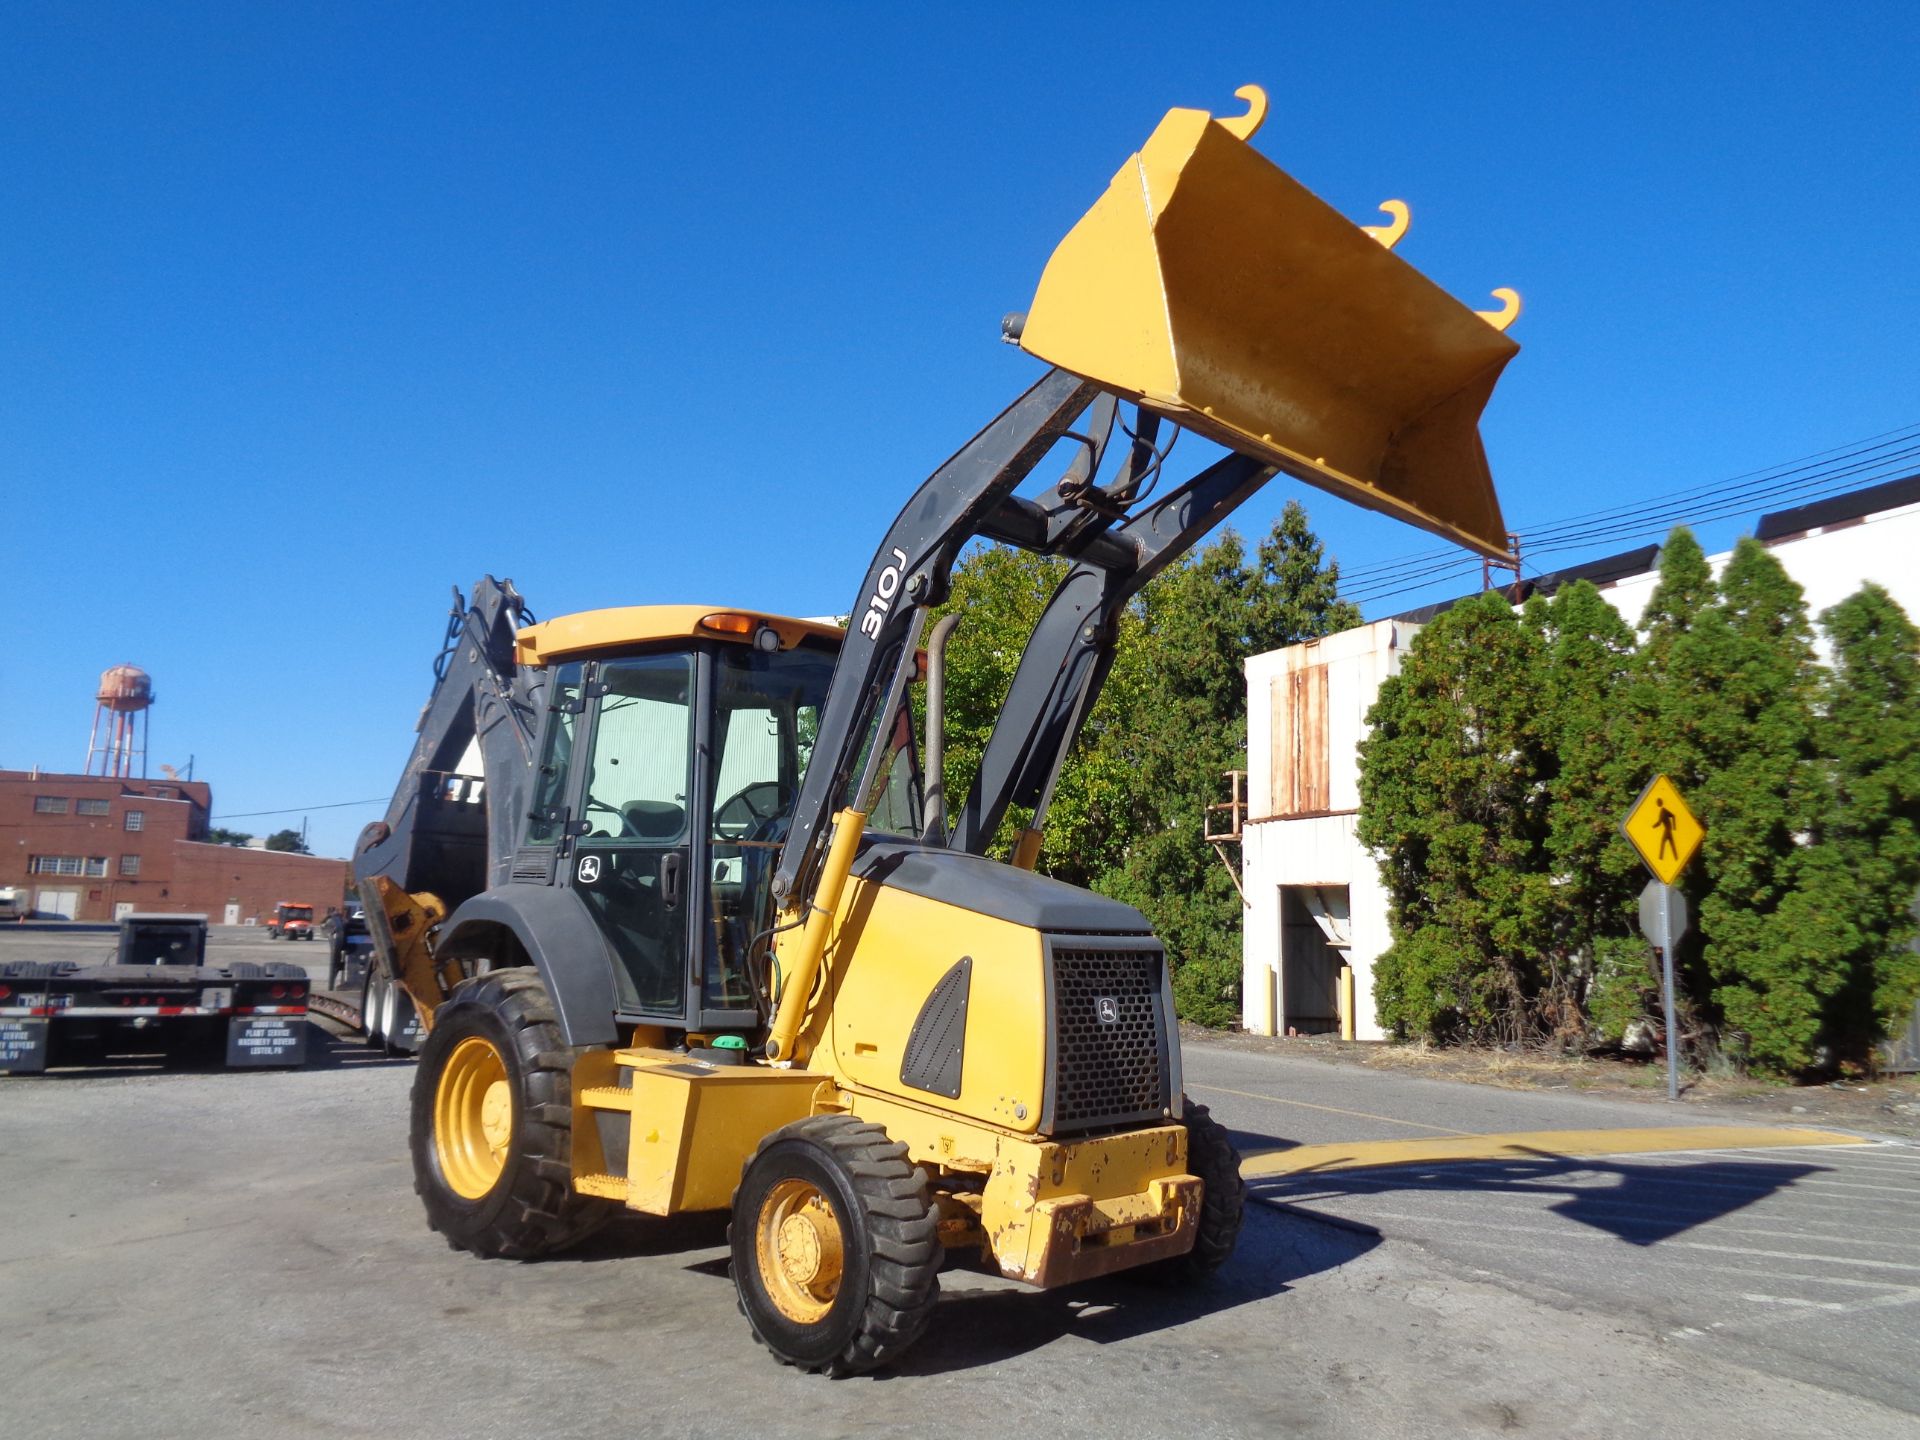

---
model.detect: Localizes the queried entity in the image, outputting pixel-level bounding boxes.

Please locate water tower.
[85,665,153,778]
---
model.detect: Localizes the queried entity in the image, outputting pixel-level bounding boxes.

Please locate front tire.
[1139,1097,1245,1283]
[730,1116,940,1376]
[409,968,609,1259]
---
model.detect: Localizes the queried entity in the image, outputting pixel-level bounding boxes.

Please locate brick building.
[0,768,350,923]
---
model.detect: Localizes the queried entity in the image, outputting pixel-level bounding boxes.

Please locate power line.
[1336,421,1920,587]
[210,797,388,821]
[1343,444,1920,610]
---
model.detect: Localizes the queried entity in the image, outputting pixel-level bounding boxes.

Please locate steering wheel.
[714,781,784,840]
[583,798,639,838]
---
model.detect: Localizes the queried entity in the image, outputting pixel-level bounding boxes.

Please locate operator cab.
[515,611,921,1034]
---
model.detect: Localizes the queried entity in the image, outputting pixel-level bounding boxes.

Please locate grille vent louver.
[1045,940,1170,1134]
[510,849,557,884]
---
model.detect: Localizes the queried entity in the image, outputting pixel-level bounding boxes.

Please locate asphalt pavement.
[2,930,1915,1437]
[1182,1040,1920,1416]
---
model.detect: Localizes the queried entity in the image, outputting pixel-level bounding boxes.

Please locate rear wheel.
[409,968,609,1259]
[361,967,387,1049]
[730,1115,940,1375]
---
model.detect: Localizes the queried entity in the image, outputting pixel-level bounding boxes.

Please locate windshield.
[704,641,923,1011]
[283,906,312,920]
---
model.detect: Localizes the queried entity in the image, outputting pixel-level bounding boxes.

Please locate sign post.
[1622,776,1704,1102]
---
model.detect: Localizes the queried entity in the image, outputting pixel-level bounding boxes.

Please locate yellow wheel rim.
[756,1178,845,1323]
[435,1035,512,1200]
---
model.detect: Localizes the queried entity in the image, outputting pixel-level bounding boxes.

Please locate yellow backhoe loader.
[353,85,1518,1374]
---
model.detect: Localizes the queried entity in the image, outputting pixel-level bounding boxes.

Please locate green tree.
[264,828,311,855]
[1358,591,1556,1042]
[1683,538,1833,1072]
[1605,528,1721,1047]
[929,501,1357,1026]
[1104,505,1360,1025]
[926,545,1147,886]
[1814,584,1920,1066]
[1528,581,1644,1033]
[205,827,252,847]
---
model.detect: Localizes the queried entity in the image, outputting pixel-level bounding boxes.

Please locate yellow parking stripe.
[1241,1126,1870,1180]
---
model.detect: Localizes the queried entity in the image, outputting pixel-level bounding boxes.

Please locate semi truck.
[0,913,311,1073]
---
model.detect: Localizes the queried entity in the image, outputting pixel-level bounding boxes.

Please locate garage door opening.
[1280,886,1349,1036]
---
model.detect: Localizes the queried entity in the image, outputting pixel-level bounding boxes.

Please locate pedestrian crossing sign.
[1622,775,1703,885]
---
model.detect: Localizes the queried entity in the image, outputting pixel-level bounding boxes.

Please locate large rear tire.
[361,966,388,1049]
[730,1115,940,1376]
[409,967,610,1259]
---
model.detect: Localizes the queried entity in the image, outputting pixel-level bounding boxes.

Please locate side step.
[574,1080,637,1202]
[569,1050,822,1215]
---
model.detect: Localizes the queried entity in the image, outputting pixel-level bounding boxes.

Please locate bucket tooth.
[1017,89,1519,558]
[1362,200,1411,250]
[1476,287,1522,332]
[1218,84,1269,141]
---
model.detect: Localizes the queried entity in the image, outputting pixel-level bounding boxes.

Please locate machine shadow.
[1248,1149,1832,1247]
[887,1199,1376,1376]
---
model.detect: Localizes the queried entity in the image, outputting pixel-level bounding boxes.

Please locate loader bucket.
[1017,90,1517,558]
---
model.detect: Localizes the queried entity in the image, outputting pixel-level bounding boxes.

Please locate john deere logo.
[576,855,602,885]
[1095,996,1119,1024]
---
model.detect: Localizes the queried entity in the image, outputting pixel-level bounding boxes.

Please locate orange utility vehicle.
[266,902,315,941]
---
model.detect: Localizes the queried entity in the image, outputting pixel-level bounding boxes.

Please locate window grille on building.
[119,854,141,877]
[86,857,106,877]
[33,796,69,814]
[125,810,145,832]
[29,855,83,875]
[76,798,111,816]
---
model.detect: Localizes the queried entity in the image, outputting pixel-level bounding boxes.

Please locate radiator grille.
[1047,942,1169,1134]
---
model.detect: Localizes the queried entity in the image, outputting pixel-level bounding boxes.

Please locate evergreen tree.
[924,545,1145,886]
[1358,591,1556,1041]
[1104,504,1359,1025]
[1815,584,1920,1065]
[931,502,1357,1026]
[1529,581,1643,1031]
[1683,538,1833,1071]
[1606,528,1721,1045]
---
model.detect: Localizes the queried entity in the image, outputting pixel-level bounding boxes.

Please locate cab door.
[567,652,696,1019]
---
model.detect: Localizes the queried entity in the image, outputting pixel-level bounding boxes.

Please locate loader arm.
[768,369,1102,908]
[947,447,1277,854]
[774,84,1521,942]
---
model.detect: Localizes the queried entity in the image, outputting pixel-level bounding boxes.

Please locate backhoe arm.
[352,578,543,1024]
[355,576,541,895]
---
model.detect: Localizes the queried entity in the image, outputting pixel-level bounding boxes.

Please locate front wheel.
[730,1116,940,1376]
[1137,1097,1245,1284]
[409,968,609,1259]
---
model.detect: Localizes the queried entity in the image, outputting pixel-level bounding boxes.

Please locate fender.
[438,887,621,1047]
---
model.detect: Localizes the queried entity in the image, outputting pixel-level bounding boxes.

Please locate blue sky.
[5,3,1917,859]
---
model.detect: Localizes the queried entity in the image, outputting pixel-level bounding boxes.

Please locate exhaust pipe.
[922,614,961,844]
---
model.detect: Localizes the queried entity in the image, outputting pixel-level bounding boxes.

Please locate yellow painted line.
[1187,1081,1472,1137]
[1241,1126,1869,1180]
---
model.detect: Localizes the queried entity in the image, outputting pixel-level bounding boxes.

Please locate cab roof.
[513,605,847,665]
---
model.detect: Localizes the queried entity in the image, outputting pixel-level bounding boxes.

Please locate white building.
[1239,473,1920,1040]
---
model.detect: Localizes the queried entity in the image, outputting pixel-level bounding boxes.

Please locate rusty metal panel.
[1269,664,1330,817]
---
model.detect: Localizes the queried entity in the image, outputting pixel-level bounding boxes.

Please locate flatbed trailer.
[0,957,312,1073]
